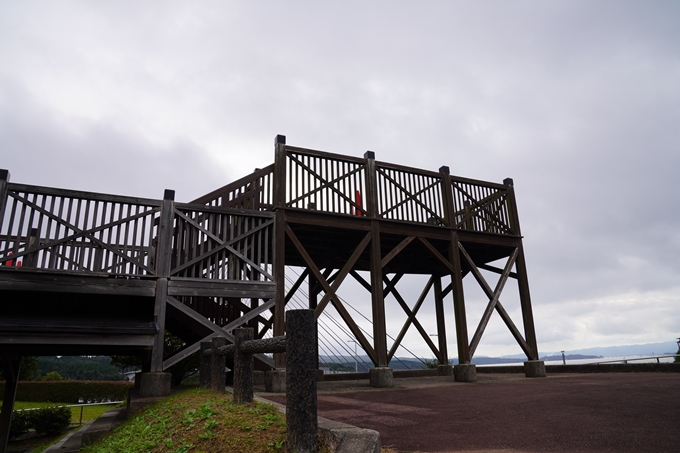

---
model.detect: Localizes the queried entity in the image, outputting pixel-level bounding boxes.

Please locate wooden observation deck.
[0,135,540,447]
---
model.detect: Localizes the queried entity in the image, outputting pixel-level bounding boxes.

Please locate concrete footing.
[524,360,547,377]
[139,372,171,397]
[437,364,454,376]
[454,364,477,382]
[265,368,286,392]
[369,367,393,388]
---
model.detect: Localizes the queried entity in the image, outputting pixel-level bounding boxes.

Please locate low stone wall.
[478,363,680,374]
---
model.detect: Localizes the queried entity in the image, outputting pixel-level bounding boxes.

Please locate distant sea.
[477,354,677,367]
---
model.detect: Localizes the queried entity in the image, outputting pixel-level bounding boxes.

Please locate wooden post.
[233,328,254,403]
[504,178,539,360]
[449,231,471,364]
[439,166,454,227]
[273,135,287,368]
[434,276,448,364]
[23,228,39,268]
[151,189,174,372]
[211,336,227,394]
[0,356,21,453]
[364,151,388,367]
[308,270,320,371]
[0,170,10,239]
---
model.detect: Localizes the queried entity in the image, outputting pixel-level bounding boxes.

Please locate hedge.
[10,406,72,439]
[0,380,133,403]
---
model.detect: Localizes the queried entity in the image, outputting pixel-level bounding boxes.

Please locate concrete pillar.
[286,309,318,453]
[199,340,211,389]
[524,360,546,378]
[454,364,477,382]
[265,369,286,392]
[211,336,226,394]
[233,328,255,404]
[369,367,393,388]
[139,372,171,397]
[437,364,454,376]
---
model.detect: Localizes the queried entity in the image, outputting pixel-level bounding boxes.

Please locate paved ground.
[260,372,680,452]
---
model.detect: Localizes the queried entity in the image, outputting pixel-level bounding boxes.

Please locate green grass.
[80,388,290,453]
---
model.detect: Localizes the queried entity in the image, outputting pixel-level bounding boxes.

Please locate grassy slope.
[81,388,289,453]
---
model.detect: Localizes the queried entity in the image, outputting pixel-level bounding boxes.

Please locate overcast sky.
[1,1,678,358]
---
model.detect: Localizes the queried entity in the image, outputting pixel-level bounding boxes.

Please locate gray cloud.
[1,0,678,356]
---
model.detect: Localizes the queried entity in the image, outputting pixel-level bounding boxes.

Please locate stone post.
[199,340,212,389]
[233,328,254,403]
[211,336,226,394]
[286,309,318,453]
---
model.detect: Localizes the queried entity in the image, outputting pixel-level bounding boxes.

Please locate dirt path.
[263,373,680,452]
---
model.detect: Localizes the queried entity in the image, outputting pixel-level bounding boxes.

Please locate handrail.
[15,401,124,426]
[594,354,680,364]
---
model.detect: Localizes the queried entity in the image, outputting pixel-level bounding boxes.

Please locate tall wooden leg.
[273,210,287,368]
[369,221,388,367]
[151,278,168,372]
[450,232,471,364]
[434,276,448,364]
[0,356,21,453]
[515,242,539,360]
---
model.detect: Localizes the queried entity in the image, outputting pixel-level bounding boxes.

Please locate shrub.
[41,371,64,381]
[0,380,132,403]
[30,406,72,436]
[9,411,31,439]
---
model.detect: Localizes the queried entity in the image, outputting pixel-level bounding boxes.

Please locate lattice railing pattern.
[170,203,275,282]
[0,183,161,275]
[192,165,274,211]
[285,148,367,216]
[376,163,446,225]
[449,178,514,235]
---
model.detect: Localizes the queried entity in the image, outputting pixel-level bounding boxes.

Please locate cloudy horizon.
[1,1,678,358]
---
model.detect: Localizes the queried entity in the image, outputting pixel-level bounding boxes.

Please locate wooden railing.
[274,144,517,235]
[375,161,446,225]
[0,176,276,282]
[170,203,274,282]
[192,164,275,211]
[283,146,368,216]
[0,182,161,275]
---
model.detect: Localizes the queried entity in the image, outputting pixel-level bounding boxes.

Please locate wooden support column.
[0,356,21,453]
[505,178,539,360]
[308,268,320,370]
[434,276,448,364]
[449,231,471,364]
[273,135,288,368]
[365,151,388,367]
[151,189,174,372]
[0,170,9,238]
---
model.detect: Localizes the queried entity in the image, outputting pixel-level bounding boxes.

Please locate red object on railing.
[355,190,364,216]
[3,251,13,266]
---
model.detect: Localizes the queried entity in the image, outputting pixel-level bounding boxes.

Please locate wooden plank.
[381,236,415,268]
[7,182,163,206]
[433,276,448,363]
[418,237,456,274]
[0,356,20,453]
[0,271,156,296]
[478,263,518,279]
[386,276,438,362]
[468,248,518,357]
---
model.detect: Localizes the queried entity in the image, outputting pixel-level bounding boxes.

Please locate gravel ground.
[261,372,680,452]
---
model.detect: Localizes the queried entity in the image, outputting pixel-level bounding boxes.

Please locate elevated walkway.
[1,136,542,452]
